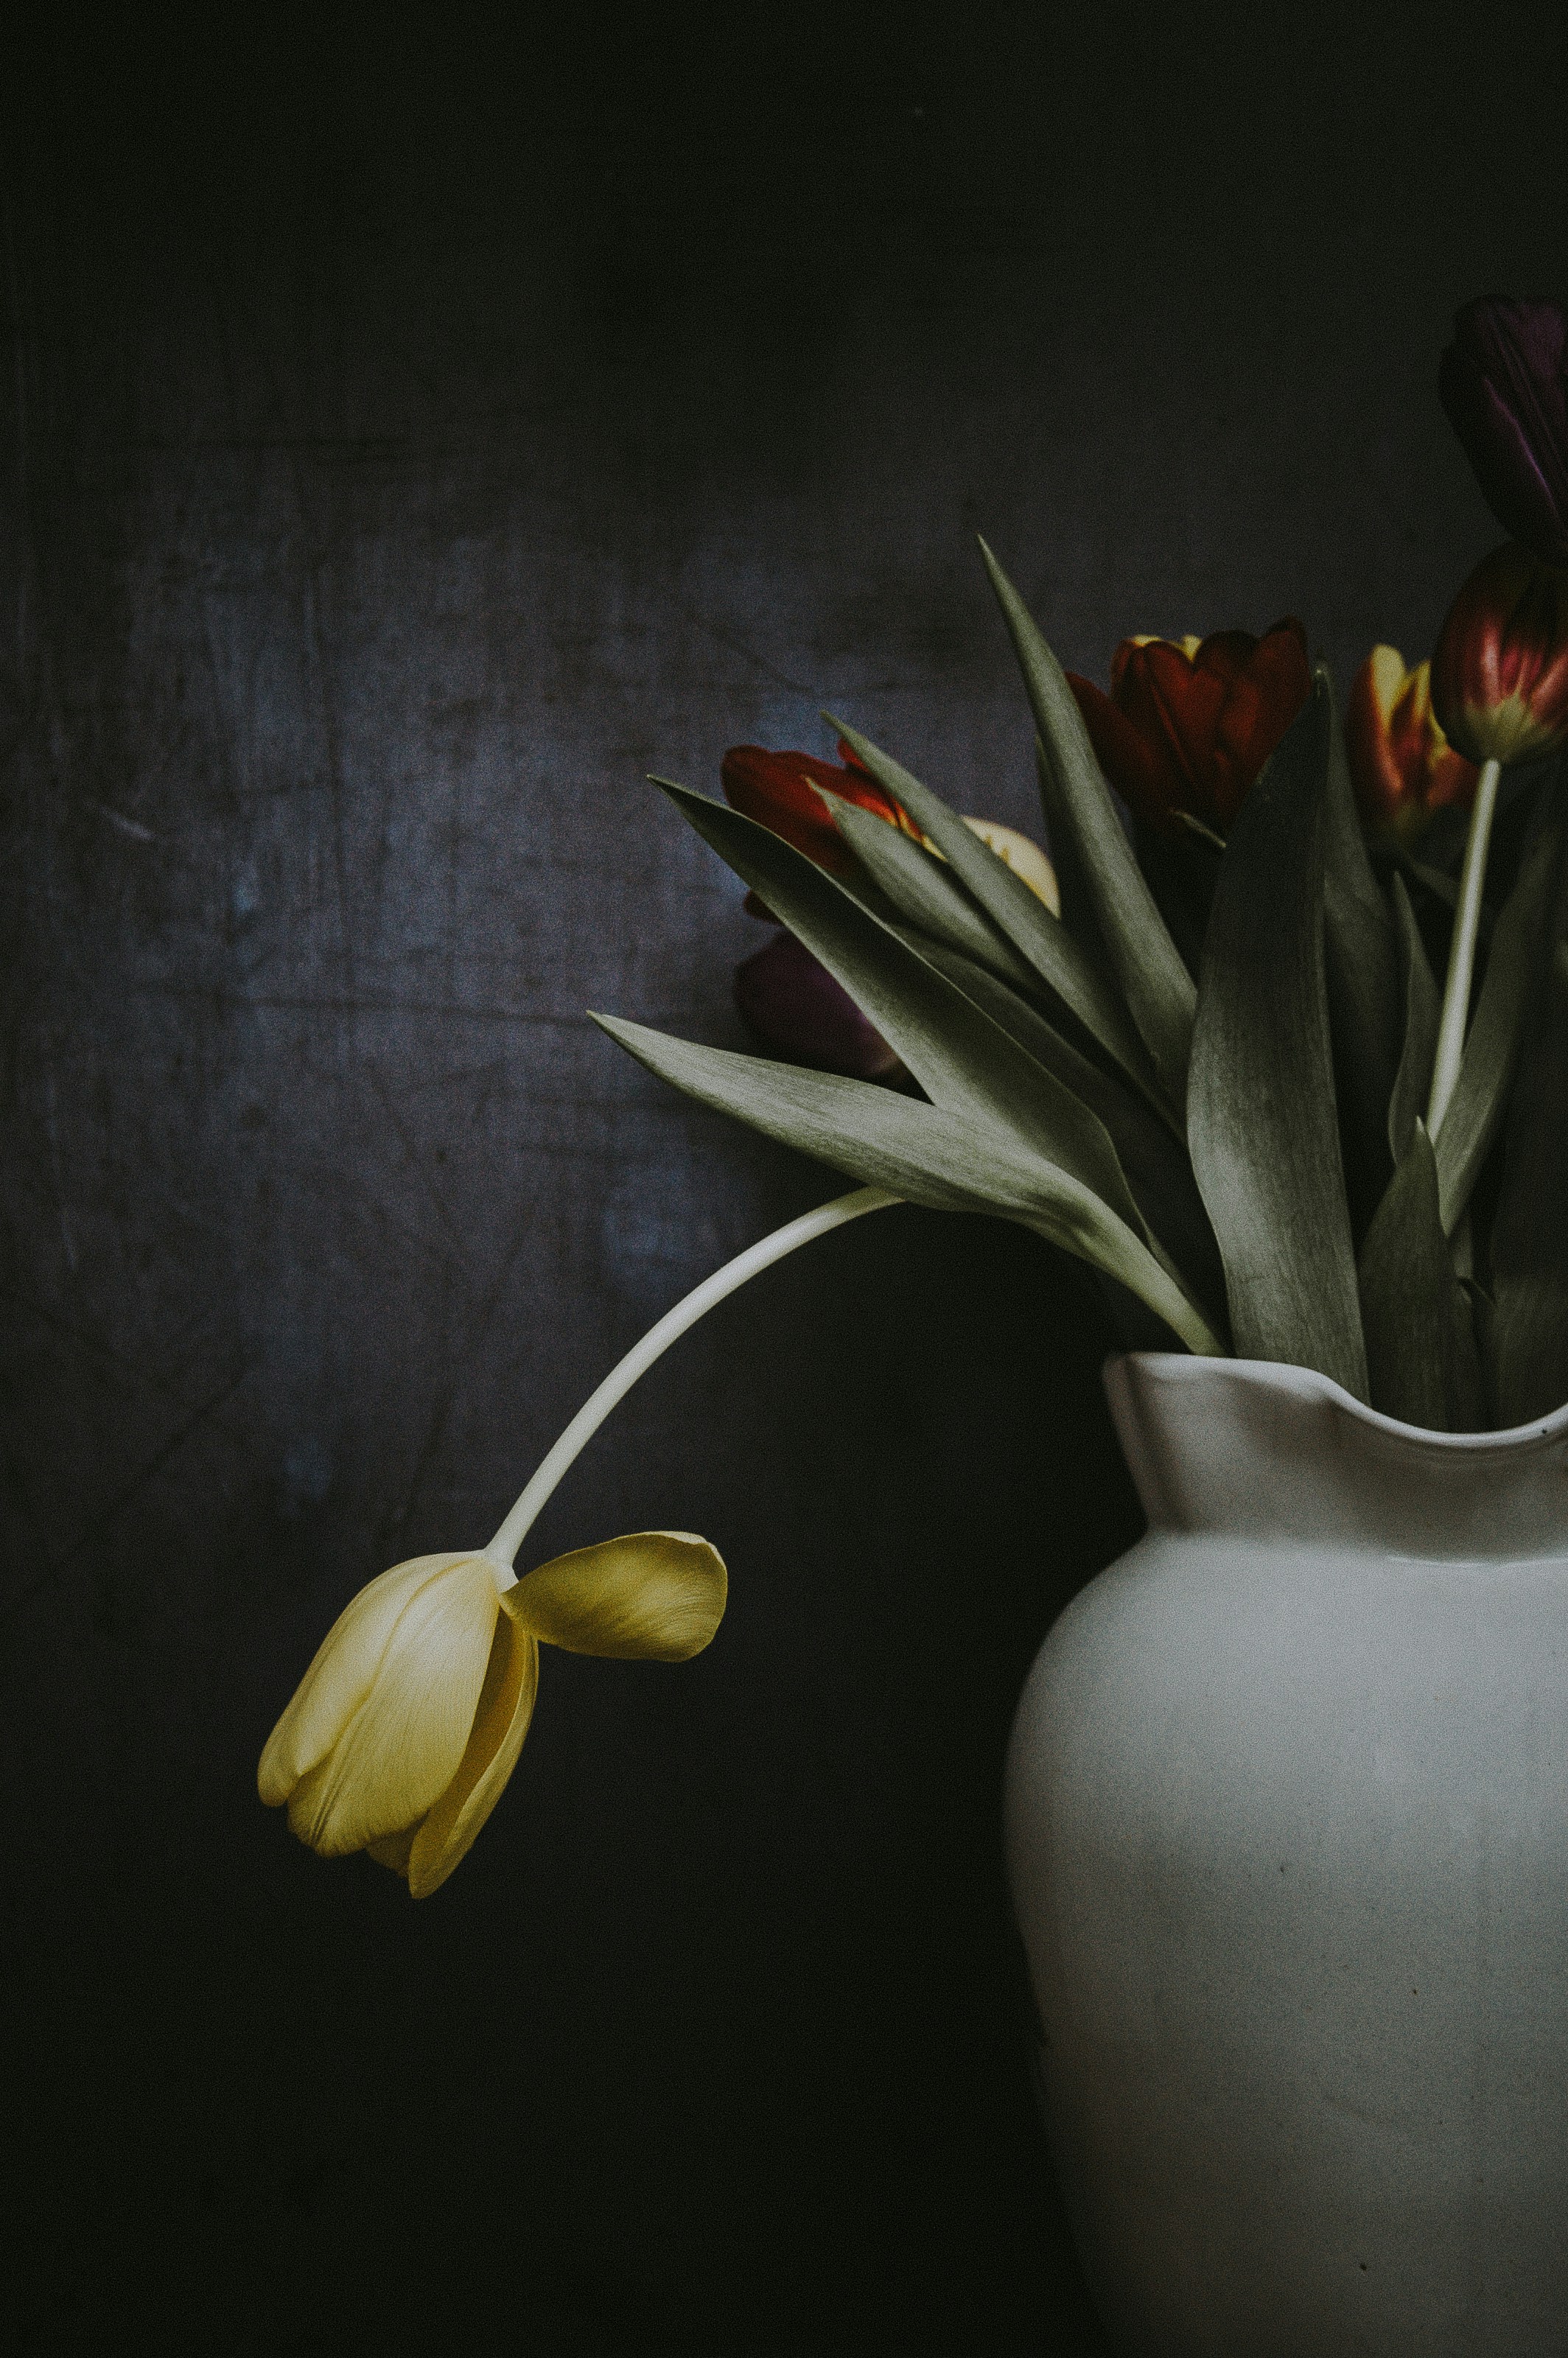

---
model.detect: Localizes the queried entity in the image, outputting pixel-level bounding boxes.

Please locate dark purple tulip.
[1439,299,1568,567]
[734,930,905,1083]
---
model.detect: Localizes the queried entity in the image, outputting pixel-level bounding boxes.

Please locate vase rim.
[1105,1353,1568,1554]
[1113,1351,1568,1455]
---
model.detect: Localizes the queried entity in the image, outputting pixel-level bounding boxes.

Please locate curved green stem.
[484,1186,900,1578]
[1427,758,1502,1138]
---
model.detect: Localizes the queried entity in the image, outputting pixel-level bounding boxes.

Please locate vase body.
[1004,1353,1568,2358]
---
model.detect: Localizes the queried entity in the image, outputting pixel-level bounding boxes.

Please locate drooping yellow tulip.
[260,1183,897,1896]
[259,1531,726,1898]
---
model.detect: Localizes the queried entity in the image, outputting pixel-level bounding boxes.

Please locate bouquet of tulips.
[608,296,1568,1438]
[260,297,1568,1897]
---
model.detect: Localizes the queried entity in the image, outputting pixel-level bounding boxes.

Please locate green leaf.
[1357,1122,1483,1431]
[1432,801,1566,1233]
[1034,736,1105,959]
[652,779,1175,1253]
[825,718,1169,1127]
[1320,665,1401,1228]
[1386,872,1439,1164]
[976,538,1197,1108]
[1187,678,1369,1399]
[911,939,1225,1320]
[592,1015,1226,1356]
[1489,940,1568,1424]
[816,791,1041,995]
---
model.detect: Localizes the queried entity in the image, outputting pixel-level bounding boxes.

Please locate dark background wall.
[2,4,1564,2351]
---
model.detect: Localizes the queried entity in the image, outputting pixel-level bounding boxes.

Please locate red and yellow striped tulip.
[1345,646,1480,845]
[1430,543,1568,767]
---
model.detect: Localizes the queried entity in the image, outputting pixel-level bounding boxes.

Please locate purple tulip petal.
[733,931,906,1083]
[1440,299,1568,567]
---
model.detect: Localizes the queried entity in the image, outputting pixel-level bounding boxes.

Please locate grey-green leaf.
[1387,871,1439,1165]
[1320,665,1401,1226]
[653,779,1169,1250]
[976,537,1197,1108]
[592,1015,1225,1356]
[1187,677,1369,1399]
[1490,940,1568,1425]
[816,791,1041,995]
[825,717,1169,1125]
[912,939,1225,1320]
[1433,801,1566,1232]
[1357,1122,1482,1431]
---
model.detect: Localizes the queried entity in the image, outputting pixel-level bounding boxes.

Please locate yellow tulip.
[959,816,1060,912]
[259,1530,726,1898]
[260,1183,896,1897]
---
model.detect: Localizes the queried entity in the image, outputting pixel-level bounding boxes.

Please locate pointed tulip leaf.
[911,940,1225,1320]
[976,538,1196,1107]
[816,791,1042,994]
[652,780,1172,1251]
[1490,940,1568,1424]
[1357,1123,1483,1432]
[1187,677,1369,1399]
[1320,665,1401,1228]
[592,1015,1225,1356]
[1433,801,1566,1233]
[825,718,1169,1125]
[1387,871,1440,1164]
[1034,736,1105,961]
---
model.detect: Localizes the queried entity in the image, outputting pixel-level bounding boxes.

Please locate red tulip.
[1066,620,1312,839]
[1429,544,1568,767]
[721,741,911,875]
[1344,646,1480,846]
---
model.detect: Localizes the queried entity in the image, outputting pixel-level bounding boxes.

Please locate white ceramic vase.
[1004,1352,1568,2358]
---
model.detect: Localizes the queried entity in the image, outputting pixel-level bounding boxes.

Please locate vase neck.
[1106,1355,1568,1559]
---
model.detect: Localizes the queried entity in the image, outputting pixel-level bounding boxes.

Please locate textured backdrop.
[4,5,1566,2351]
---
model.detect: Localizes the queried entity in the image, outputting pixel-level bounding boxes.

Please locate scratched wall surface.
[2,7,1564,2352]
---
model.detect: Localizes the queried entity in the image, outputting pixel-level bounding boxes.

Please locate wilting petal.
[734,929,905,1081]
[257,1551,471,1802]
[284,1557,500,1855]
[507,1530,727,1662]
[959,818,1060,911]
[405,1616,541,1899]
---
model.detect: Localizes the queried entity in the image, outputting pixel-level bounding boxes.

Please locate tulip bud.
[1429,543,1568,767]
[734,928,905,1082]
[260,1533,725,1897]
[1345,646,1480,846]
[1439,298,1568,568]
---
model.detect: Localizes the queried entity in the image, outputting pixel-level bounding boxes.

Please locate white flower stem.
[484,1185,900,1579]
[1426,757,1502,1138]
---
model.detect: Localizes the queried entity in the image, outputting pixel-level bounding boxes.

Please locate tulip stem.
[483,1186,901,1578]
[1426,757,1502,1138]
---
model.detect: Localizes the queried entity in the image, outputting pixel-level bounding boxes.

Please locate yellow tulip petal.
[1365,642,1412,727]
[405,1617,541,1899]
[366,1826,418,1874]
[258,1551,472,1803]
[284,1558,500,1856]
[959,817,1061,914]
[505,1530,727,1662]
